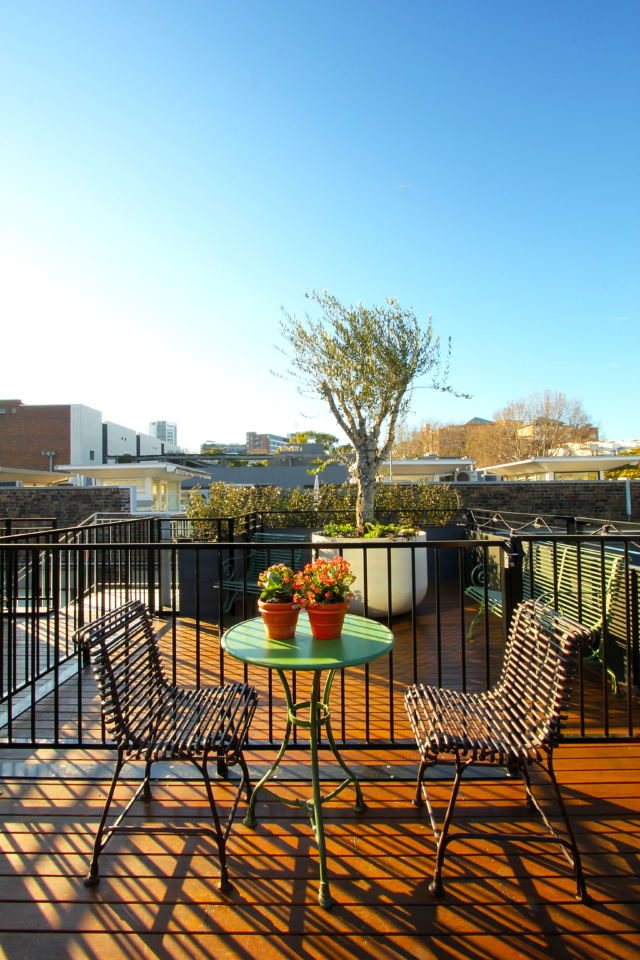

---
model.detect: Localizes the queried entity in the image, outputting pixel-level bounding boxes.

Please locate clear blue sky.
[1,0,638,450]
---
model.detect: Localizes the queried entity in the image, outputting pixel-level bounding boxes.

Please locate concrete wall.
[455,480,638,523]
[69,405,103,465]
[103,420,138,458]
[0,487,132,529]
[138,433,164,456]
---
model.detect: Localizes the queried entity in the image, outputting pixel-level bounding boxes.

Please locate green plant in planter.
[319,521,417,539]
[320,522,360,538]
[258,564,295,603]
[363,522,416,539]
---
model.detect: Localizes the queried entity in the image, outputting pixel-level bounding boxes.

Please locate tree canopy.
[278,290,464,531]
[392,390,597,468]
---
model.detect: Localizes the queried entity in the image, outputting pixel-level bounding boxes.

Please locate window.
[0,409,5,414]
[89,451,95,461]
[10,408,16,414]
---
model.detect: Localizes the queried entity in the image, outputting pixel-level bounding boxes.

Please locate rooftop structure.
[380,456,476,483]
[54,461,210,512]
[482,453,640,480]
[0,464,72,487]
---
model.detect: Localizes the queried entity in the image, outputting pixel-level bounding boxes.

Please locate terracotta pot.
[306,600,350,640]
[258,600,301,640]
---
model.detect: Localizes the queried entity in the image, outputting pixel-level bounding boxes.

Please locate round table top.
[221,613,395,672]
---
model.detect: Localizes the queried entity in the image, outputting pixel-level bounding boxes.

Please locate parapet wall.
[0,487,131,529]
[456,480,637,523]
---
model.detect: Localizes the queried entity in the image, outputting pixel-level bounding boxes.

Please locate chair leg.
[520,759,536,810]
[141,759,153,800]
[430,753,464,897]
[413,759,430,807]
[236,752,253,804]
[200,750,233,894]
[467,604,484,641]
[84,749,125,887]
[547,753,589,903]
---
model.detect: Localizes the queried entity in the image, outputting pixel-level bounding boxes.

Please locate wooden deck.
[0,743,639,958]
[0,583,639,957]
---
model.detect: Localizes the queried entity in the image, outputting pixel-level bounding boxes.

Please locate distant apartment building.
[516,418,598,442]
[149,420,178,446]
[246,432,288,455]
[0,399,168,473]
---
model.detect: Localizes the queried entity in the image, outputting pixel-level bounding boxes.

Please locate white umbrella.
[314,473,320,502]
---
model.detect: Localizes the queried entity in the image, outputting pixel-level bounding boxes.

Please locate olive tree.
[278,290,465,534]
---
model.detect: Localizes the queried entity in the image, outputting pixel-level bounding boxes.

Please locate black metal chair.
[405,599,594,902]
[74,600,258,892]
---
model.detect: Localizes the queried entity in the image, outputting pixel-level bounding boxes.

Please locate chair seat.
[120,682,257,763]
[405,683,559,767]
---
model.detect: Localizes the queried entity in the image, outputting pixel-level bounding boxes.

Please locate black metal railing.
[466,507,640,537]
[1,530,638,750]
[0,517,58,538]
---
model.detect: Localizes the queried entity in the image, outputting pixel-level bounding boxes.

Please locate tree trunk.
[355,464,377,535]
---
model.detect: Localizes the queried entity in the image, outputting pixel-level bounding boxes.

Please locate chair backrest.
[493,600,595,752]
[73,601,169,749]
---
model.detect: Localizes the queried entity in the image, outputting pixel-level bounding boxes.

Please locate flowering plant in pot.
[293,557,356,639]
[257,564,300,640]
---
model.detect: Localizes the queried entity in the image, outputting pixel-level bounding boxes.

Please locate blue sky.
[1,0,638,449]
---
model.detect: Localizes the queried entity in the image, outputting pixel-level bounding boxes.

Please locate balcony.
[1,513,639,956]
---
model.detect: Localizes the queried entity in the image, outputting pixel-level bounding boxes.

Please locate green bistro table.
[221,612,395,909]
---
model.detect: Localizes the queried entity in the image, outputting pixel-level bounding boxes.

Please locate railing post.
[77,546,86,629]
[159,519,171,609]
[565,516,577,535]
[147,548,156,615]
[632,569,639,690]
[501,536,524,645]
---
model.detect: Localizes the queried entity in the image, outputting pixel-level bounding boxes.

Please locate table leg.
[309,670,333,909]
[243,668,292,829]
[321,669,367,814]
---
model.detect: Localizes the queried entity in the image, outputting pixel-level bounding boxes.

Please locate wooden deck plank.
[1,932,640,960]
[0,748,639,954]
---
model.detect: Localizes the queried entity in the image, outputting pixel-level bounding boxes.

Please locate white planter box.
[312,531,428,617]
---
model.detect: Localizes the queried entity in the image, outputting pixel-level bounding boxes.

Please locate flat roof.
[383,457,475,476]
[0,465,71,484]
[482,455,640,477]
[55,462,210,481]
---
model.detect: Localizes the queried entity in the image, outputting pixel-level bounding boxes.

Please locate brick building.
[246,431,288,454]
[0,400,102,472]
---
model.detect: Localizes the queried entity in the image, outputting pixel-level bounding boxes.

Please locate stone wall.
[0,487,132,530]
[455,481,638,523]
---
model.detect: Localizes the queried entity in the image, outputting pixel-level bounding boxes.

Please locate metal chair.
[74,600,258,892]
[405,599,594,902]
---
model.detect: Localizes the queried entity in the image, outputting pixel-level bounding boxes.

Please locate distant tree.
[287,430,339,451]
[470,391,596,467]
[606,447,640,480]
[278,290,466,533]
